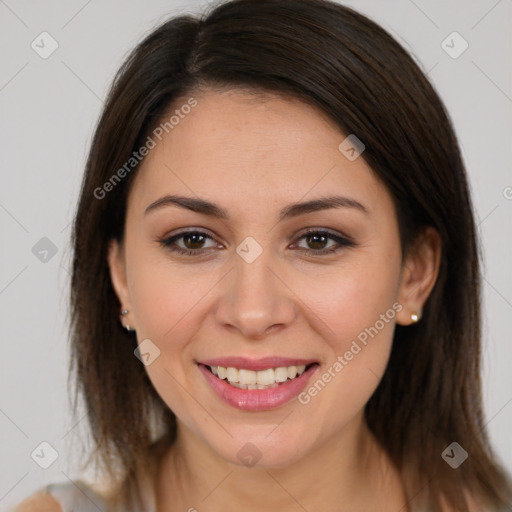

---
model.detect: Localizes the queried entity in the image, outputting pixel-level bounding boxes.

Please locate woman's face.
[109,89,431,468]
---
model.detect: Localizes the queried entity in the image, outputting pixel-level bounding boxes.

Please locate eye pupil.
[184,233,205,249]
[307,234,327,250]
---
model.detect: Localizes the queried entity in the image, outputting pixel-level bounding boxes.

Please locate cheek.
[291,253,401,420]
[125,252,214,429]
[127,244,213,342]
[294,254,402,356]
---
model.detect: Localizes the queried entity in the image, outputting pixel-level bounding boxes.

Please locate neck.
[154,412,408,512]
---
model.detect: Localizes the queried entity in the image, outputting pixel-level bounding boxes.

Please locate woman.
[12,0,512,510]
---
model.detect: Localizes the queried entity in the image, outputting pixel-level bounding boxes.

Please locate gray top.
[43,481,111,511]
[8,479,156,512]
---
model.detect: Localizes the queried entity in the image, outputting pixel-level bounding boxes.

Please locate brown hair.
[69,0,512,510]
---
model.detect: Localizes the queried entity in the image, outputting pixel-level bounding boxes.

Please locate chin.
[204,425,320,469]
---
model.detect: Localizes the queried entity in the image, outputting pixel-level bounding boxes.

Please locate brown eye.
[293,230,355,255]
[181,233,208,249]
[158,231,219,255]
[304,233,331,250]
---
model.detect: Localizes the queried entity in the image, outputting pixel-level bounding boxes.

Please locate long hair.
[69,0,512,510]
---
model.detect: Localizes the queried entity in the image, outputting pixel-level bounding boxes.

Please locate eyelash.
[157,229,355,257]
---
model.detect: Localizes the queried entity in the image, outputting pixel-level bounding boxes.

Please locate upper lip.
[198,356,318,371]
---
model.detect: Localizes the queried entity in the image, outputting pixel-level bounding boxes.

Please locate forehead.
[129,89,390,218]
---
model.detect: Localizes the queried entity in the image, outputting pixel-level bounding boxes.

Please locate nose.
[214,246,297,340]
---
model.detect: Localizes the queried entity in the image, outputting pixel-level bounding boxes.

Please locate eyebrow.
[144,194,368,221]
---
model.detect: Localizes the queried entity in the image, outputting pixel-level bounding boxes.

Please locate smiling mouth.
[202,363,318,390]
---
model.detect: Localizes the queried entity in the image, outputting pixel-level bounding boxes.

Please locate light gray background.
[1,0,511,509]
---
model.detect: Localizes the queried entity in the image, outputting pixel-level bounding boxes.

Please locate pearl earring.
[411,310,422,323]
[120,309,135,332]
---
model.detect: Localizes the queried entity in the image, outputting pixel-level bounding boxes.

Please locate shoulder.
[9,480,109,512]
[10,491,62,512]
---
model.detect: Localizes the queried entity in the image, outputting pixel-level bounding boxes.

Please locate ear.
[107,239,132,313]
[396,226,442,326]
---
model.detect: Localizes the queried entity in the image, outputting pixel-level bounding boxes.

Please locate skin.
[107,89,441,512]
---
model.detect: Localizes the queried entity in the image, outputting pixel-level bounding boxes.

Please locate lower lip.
[197,363,319,411]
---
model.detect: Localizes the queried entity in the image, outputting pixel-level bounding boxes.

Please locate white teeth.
[287,365,297,379]
[226,367,239,383]
[239,369,256,385]
[256,368,275,385]
[275,367,289,382]
[208,363,309,389]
